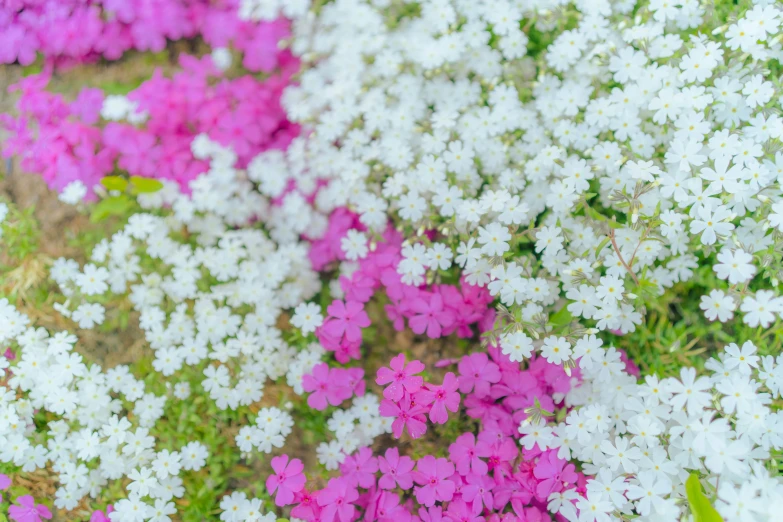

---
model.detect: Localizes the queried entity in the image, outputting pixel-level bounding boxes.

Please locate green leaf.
[90,195,135,223]
[686,474,724,522]
[100,175,128,192]
[549,306,573,327]
[130,176,164,194]
[594,236,611,256]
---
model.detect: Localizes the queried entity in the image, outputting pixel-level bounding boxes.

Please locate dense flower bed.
[0,0,297,70]
[0,0,782,521]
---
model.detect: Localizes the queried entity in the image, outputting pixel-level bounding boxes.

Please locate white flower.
[59,181,88,204]
[71,303,105,329]
[700,289,736,322]
[291,302,324,335]
[500,331,534,362]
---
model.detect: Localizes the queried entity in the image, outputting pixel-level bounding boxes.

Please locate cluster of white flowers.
[256,0,783,346]
[236,407,294,454]
[239,0,783,520]
[318,393,392,470]
[0,137,340,520]
[521,335,783,521]
[0,308,210,517]
[51,137,328,413]
[219,491,276,522]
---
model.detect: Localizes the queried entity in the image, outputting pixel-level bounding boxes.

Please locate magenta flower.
[377,491,412,522]
[477,435,518,482]
[445,499,486,522]
[267,455,307,506]
[408,292,455,339]
[376,354,425,402]
[89,506,113,522]
[418,506,444,522]
[532,451,578,500]
[379,399,428,439]
[302,363,352,410]
[291,489,321,521]
[462,473,495,514]
[0,473,10,503]
[378,447,415,490]
[412,456,456,507]
[321,300,371,343]
[458,353,501,398]
[418,372,461,424]
[8,496,52,522]
[448,433,488,476]
[340,447,378,489]
[317,477,359,522]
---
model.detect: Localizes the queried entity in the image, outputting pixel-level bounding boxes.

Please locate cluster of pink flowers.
[269,435,584,522]
[273,346,587,521]
[302,363,366,411]
[274,208,594,521]
[314,225,494,364]
[0,0,292,71]
[1,54,297,197]
[376,355,460,438]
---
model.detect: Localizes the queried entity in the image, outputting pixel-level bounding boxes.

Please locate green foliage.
[92,176,163,222]
[686,473,724,522]
[0,203,41,261]
[90,194,136,223]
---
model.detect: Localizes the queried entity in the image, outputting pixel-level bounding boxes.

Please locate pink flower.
[267,455,307,506]
[477,433,518,482]
[445,499,485,522]
[378,447,415,490]
[408,292,455,339]
[321,300,371,344]
[8,496,52,522]
[412,456,456,507]
[376,354,425,402]
[448,433,488,476]
[302,363,352,411]
[532,451,578,500]
[0,473,10,503]
[461,473,495,514]
[418,506,444,522]
[418,372,461,424]
[291,489,321,521]
[317,478,359,522]
[89,506,114,522]
[374,491,411,522]
[458,353,501,398]
[379,399,428,439]
[340,447,378,489]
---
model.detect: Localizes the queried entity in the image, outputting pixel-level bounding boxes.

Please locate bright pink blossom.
[321,300,371,344]
[8,496,52,522]
[417,372,461,424]
[376,354,425,402]
[267,455,307,506]
[317,478,359,522]
[301,363,353,411]
[448,433,488,476]
[532,450,578,500]
[378,447,415,490]
[408,292,455,339]
[340,447,378,489]
[458,353,501,398]
[379,399,428,439]
[412,456,456,507]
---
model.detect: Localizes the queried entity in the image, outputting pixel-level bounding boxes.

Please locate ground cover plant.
[0,0,782,521]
